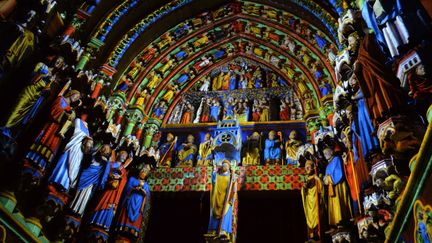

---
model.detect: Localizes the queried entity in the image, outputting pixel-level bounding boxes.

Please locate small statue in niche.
[177,134,198,167]
[259,98,270,122]
[180,101,195,124]
[223,97,236,119]
[158,133,177,168]
[319,79,333,97]
[209,98,221,122]
[303,92,316,113]
[252,99,261,122]
[145,71,162,91]
[161,83,179,103]
[407,64,432,110]
[134,88,150,108]
[197,133,213,166]
[151,100,167,120]
[199,78,211,92]
[264,130,283,165]
[126,60,143,81]
[242,132,261,166]
[156,56,174,77]
[279,98,291,121]
[200,98,211,123]
[285,130,303,166]
[373,168,404,201]
[140,45,157,64]
[235,100,249,122]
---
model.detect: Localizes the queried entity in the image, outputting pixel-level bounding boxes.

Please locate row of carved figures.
[154,130,304,167]
[299,5,432,242]
[169,94,304,124]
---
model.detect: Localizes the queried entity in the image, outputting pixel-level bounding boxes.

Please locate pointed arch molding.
[91,0,339,67]
[161,53,307,124]
[121,13,337,107]
[143,34,322,115]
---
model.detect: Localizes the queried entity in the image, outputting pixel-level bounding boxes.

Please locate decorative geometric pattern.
[148,165,305,192]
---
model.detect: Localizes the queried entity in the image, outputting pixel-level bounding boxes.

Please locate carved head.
[117,150,128,163]
[100,144,112,158]
[187,134,195,143]
[268,130,276,140]
[323,147,334,161]
[304,160,315,175]
[204,133,212,141]
[81,137,94,154]
[221,159,231,172]
[166,133,174,142]
[289,130,298,140]
[139,164,151,179]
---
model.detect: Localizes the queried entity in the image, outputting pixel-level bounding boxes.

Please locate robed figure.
[158,133,177,167]
[323,148,352,227]
[301,160,325,240]
[23,90,81,186]
[205,160,237,241]
[242,132,261,166]
[197,133,213,166]
[68,144,111,217]
[354,32,407,127]
[264,131,282,165]
[176,134,197,167]
[113,163,151,242]
[87,149,131,241]
[49,118,91,192]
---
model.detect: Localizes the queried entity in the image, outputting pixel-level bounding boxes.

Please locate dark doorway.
[236,191,307,243]
[144,190,307,243]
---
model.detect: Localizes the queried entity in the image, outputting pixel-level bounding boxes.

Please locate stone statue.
[176,134,197,167]
[301,160,324,240]
[158,133,177,167]
[264,130,283,165]
[113,163,151,242]
[22,90,81,188]
[242,132,261,165]
[204,160,237,241]
[197,133,213,166]
[323,147,353,228]
[180,102,194,124]
[68,144,111,217]
[48,118,93,193]
[285,130,302,165]
[87,148,131,241]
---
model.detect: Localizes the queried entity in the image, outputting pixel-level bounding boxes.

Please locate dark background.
[144,190,307,243]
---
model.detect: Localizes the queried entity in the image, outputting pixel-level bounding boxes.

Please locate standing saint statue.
[68,144,111,217]
[158,133,177,167]
[48,118,92,192]
[323,147,352,228]
[87,148,131,241]
[113,163,151,242]
[205,160,237,241]
[22,90,81,187]
[301,160,324,241]
[197,133,213,166]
